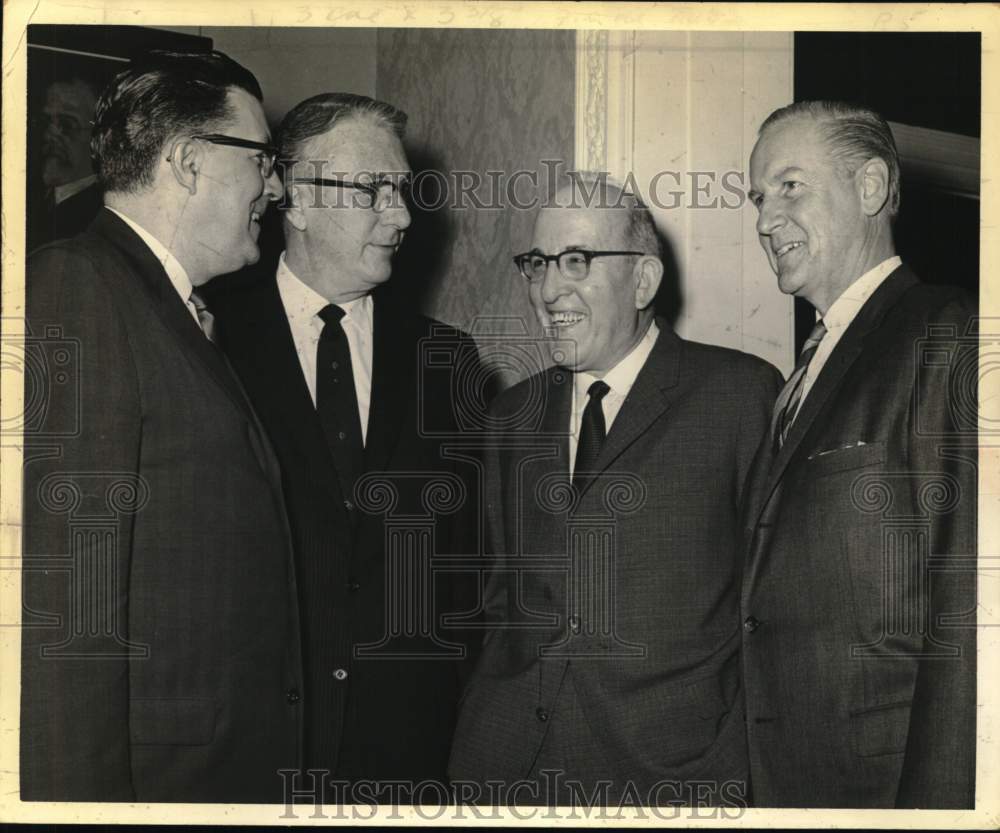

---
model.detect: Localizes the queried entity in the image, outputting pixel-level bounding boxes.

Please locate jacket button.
[333,668,348,681]
[344,499,354,511]
[535,707,549,722]
[286,688,301,704]
[347,578,361,592]
[568,615,581,633]
[743,616,761,633]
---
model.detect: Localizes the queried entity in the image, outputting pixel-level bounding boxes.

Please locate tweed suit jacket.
[449,320,782,801]
[21,209,302,802]
[740,264,977,808]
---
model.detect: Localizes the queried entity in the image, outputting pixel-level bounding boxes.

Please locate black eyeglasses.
[513,249,645,282]
[190,133,279,178]
[289,177,411,212]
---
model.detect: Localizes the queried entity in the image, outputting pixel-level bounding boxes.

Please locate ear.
[283,183,309,232]
[633,255,664,310]
[858,156,890,217]
[166,138,201,196]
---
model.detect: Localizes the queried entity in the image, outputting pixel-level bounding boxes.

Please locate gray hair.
[276,92,407,164]
[557,171,663,261]
[760,100,901,218]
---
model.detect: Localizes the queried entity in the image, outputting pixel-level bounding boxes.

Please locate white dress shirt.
[54,173,98,205]
[106,206,200,328]
[276,252,374,444]
[568,320,660,477]
[797,255,902,413]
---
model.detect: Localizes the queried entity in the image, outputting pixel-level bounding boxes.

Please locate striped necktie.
[772,320,827,450]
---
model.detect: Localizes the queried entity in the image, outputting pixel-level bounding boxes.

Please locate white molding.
[574,29,609,173]
[574,30,636,180]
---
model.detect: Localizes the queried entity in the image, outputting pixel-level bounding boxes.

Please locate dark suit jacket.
[448,322,782,803]
[209,267,482,790]
[741,264,977,808]
[27,181,104,253]
[21,210,303,802]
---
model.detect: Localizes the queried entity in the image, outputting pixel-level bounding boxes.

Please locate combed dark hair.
[276,92,407,166]
[760,100,901,218]
[91,50,263,194]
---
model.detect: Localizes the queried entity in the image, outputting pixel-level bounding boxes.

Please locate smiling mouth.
[774,241,805,258]
[547,310,587,328]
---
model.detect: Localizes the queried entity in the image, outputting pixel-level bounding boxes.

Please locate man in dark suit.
[208,93,481,801]
[21,50,301,802]
[447,177,782,807]
[27,75,104,252]
[742,101,977,808]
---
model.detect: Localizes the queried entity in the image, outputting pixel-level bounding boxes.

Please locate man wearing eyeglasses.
[207,92,482,801]
[22,51,297,802]
[27,73,105,251]
[448,176,782,807]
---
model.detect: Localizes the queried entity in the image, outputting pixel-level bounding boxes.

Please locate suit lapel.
[746,264,919,530]
[236,278,346,505]
[574,322,680,501]
[93,209,251,417]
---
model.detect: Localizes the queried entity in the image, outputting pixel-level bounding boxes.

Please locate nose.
[539,259,571,305]
[263,168,282,201]
[381,194,411,232]
[755,197,785,237]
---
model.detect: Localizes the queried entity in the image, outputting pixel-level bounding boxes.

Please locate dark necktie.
[188,288,218,344]
[317,304,365,496]
[573,380,611,490]
[772,319,827,450]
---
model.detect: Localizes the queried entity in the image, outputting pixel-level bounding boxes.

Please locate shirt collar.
[574,320,660,399]
[106,206,192,303]
[822,256,902,331]
[276,251,374,330]
[54,173,97,205]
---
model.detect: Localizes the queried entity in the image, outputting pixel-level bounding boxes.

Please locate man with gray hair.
[448,175,781,806]
[742,100,976,807]
[208,92,482,799]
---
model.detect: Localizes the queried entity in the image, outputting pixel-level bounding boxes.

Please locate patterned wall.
[376,28,576,387]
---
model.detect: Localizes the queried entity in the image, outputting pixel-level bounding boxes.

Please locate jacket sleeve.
[895,296,977,808]
[20,245,141,800]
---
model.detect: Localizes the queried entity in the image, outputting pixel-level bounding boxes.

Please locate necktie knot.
[318,303,347,326]
[587,380,611,402]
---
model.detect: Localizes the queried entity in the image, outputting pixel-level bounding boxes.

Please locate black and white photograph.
[1,1,996,826]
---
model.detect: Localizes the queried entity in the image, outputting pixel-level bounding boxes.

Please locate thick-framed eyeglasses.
[190,133,279,178]
[289,176,412,212]
[513,249,645,282]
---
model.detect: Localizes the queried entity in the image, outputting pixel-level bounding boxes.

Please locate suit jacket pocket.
[850,699,911,757]
[806,441,886,477]
[130,697,218,746]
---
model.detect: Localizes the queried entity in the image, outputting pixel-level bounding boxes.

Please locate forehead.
[304,116,409,172]
[44,81,96,116]
[220,87,270,142]
[532,201,629,249]
[750,116,834,181]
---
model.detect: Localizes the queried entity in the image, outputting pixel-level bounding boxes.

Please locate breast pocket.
[806,440,886,477]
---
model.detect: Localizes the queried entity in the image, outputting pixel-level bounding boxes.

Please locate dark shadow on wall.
[381,145,455,314]
[651,222,683,331]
